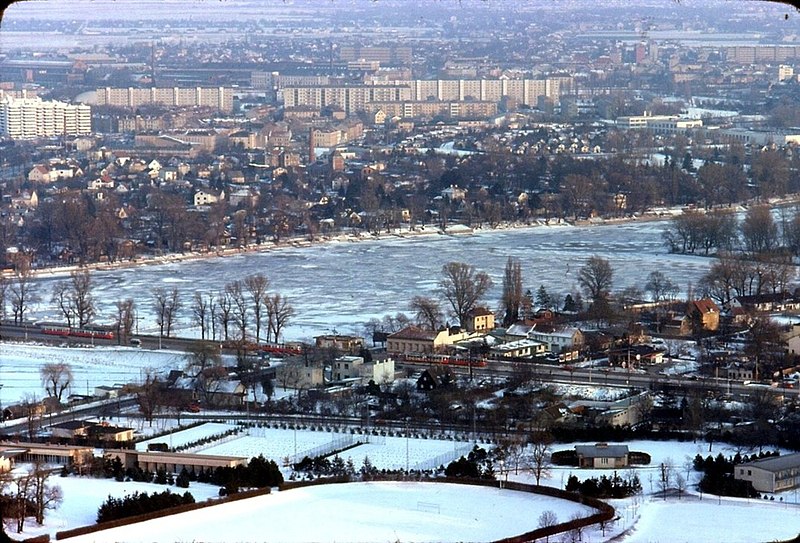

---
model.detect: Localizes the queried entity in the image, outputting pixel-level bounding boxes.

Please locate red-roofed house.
[27,165,50,183]
[682,298,720,335]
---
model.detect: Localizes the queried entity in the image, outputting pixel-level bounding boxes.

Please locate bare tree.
[439,261,493,328]
[70,269,94,328]
[30,461,62,525]
[500,256,523,326]
[577,255,614,304]
[266,293,295,343]
[136,369,163,427]
[21,394,42,442]
[51,281,75,327]
[153,288,169,338]
[11,471,33,533]
[244,273,270,342]
[10,260,35,325]
[537,510,558,543]
[226,280,248,341]
[645,270,677,302]
[187,341,226,405]
[741,204,778,255]
[528,429,553,485]
[409,295,443,330]
[40,362,73,404]
[216,290,233,341]
[164,287,181,337]
[0,274,8,320]
[566,512,585,543]
[192,292,212,340]
[114,298,135,344]
[153,287,181,338]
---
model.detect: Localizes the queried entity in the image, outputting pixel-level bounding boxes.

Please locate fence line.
[413,443,473,471]
[181,426,246,453]
[292,433,356,464]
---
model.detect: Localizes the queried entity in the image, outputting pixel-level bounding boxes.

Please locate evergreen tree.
[536,284,551,310]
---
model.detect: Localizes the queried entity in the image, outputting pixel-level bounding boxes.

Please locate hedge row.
[55,487,271,540]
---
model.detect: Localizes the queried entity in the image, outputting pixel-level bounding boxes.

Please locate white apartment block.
[95,86,234,113]
[0,93,91,140]
[281,77,572,115]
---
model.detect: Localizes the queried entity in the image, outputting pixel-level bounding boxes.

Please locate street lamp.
[405,418,410,473]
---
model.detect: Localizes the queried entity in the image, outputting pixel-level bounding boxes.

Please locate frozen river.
[20,219,717,342]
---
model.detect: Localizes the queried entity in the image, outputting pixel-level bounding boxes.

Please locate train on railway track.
[38,322,115,340]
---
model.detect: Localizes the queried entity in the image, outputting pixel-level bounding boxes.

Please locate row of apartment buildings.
[0,91,91,139]
[94,86,235,113]
[282,77,572,115]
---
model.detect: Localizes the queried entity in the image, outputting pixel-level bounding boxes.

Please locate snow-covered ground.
[60,481,594,543]
[3,344,800,542]
[17,474,222,540]
[0,342,188,405]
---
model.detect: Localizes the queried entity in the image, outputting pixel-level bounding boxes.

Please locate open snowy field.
[17,474,222,541]
[623,497,800,543]
[60,481,595,543]
[0,342,187,405]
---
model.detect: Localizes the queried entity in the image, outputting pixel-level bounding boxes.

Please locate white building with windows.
[0,92,91,139]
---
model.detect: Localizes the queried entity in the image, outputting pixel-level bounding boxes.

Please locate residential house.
[575,443,630,469]
[194,188,224,207]
[159,167,179,182]
[276,357,325,391]
[725,362,755,382]
[50,420,95,441]
[505,322,535,340]
[682,298,721,335]
[228,188,258,208]
[331,355,364,382]
[465,307,495,333]
[88,176,114,190]
[490,338,547,359]
[89,423,135,443]
[27,165,51,183]
[441,185,467,201]
[315,334,365,354]
[733,293,800,314]
[784,323,800,356]
[416,366,453,391]
[50,420,134,443]
[608,344,664,367]
[387,326,473,355]
[529,325,584,355]
[735,453,800,493]
[10,191,38,209]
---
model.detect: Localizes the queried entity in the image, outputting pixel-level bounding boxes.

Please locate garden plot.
[197,426,350,464]
[336,434,481,471]
[135,422,238,452]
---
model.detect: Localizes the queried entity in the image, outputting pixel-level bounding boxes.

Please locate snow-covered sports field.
[60,481,594,543]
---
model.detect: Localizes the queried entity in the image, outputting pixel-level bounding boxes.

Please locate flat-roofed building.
[735,453,800,493]
[0,92,90,139]
[105,449,248,475]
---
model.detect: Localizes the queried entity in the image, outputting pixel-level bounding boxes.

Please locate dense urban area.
[2,1,800,542]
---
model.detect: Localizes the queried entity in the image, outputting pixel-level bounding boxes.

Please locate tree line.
[0,269,295,346]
